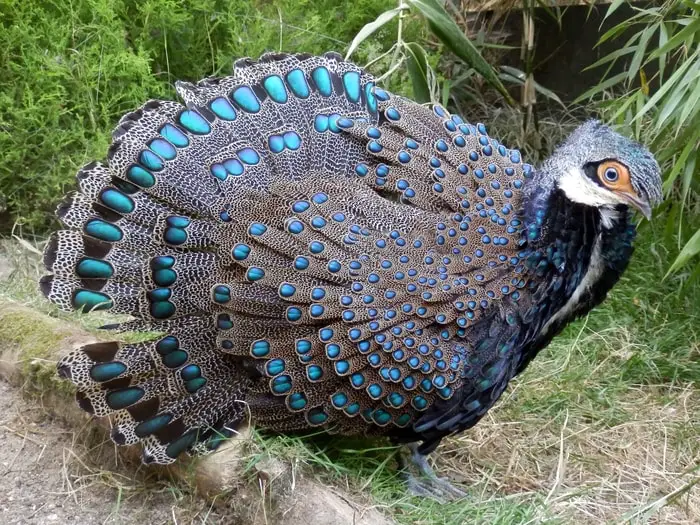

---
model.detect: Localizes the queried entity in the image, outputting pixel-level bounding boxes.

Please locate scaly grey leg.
[398,443,469,502]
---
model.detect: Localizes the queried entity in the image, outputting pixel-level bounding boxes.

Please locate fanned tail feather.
[43,52,385,462]
[43,51,532,462]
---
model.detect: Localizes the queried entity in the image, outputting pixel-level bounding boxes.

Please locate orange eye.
[597,161,633,192]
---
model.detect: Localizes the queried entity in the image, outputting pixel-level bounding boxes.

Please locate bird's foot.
[399,443,469,503]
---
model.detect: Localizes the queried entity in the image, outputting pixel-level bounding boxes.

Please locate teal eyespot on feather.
[73,290,113,311]
[153,268,176,287]
[178,110,211,134]
[231,86,261,113]
[331,392,348,408]
[135,414,173,438]
[271,375,292,394]
[314,114,329,133]
[100,188,134,214]
[269,135,285,153]
[248,222,267,236]
[149,287,172,303]
[364,82,377,113]
[163,349,188,368]
[149,138,176,160]
[84,220,123,242]
[396,414,411,427]
[263,75,288,103]
[224,158,244,176]
[156,336,178,354]
[246,267,265,281]
[342,71,361,102]
[232,243,251,261]
[307,365,323,381]
[89,361,126,382]
[251,340,270,357]
[213,285,231,304]
[279,283,296,298]
[76,258,114,279]
[164,226,187,245]
[127,165,156,187]
[345,402,360,415]
[139,150,164,171]
[295,340,311,355]
[151,256,175,271]
[209,97,237,120]
[165,430,198,458]
[285,69,310,98]
[372,409,391,425]
[266,359,286,376]
[159,124,189,147]
[311,66,332,96]
[283,131,301,150]
[307,407,328,425]
[180,365,201,381]
[286,307,302,322]
[287,392,307,411]
[106,387,145,409]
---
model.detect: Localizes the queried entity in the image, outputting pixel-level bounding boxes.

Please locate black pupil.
[605,168,618,182]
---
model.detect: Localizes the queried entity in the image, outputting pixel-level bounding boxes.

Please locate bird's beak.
[620,192,652,220]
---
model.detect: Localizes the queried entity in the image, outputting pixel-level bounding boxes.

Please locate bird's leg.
[398,443,469,502]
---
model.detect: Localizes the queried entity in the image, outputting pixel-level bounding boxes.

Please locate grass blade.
[345,7,404,61]
[573,71,627,103]
[666,226,700,276]
[405,41,432,103]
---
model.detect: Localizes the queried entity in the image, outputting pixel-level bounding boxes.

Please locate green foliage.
[576,0,700,277]
[0,0,402,232]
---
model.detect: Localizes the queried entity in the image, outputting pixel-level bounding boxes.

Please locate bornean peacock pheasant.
[41,52,662,498]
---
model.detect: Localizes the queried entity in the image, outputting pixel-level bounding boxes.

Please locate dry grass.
[438,382,698,523]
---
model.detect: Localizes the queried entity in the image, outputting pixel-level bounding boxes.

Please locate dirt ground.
[0,379,392,525]
[0,381,184,525]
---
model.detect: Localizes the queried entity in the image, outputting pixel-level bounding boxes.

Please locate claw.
[399,443,469,502]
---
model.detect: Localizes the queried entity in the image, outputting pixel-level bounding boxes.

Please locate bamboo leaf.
[441,78,451,107]
[666,227,700,276]
[345,7,405,61]
[627,26,656,84]
[632,51,697,122]
[604,0,627,21]
[500,65,565,107]
[585,46,636,71]
[678,79,700,126]
[658,21,669,81]
[648,17,700,60]
[573,71,628,103]
[661,135,697,194]
[405,0,515,105]
[679,149,697,217]
[404,42,432,104]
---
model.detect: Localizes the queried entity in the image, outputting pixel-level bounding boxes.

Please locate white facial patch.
[557,167,626,226]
